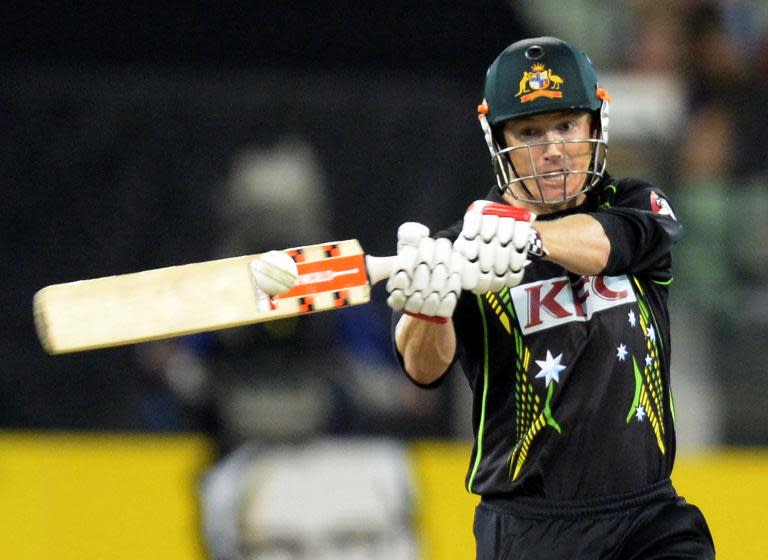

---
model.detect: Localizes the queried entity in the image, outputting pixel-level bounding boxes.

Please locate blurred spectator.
[137,138,447,454]
[201,439,418,560]
[671,1,768,444]
[622,3,685,74]
[515,0,632,69]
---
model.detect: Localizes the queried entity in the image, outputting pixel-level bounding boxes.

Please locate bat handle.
[365,255,396,286]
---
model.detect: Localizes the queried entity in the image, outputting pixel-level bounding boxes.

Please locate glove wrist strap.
[404,311,449,324]
[528,228,549,259]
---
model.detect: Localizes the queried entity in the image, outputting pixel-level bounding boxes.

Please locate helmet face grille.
[479,37,610,206]
[493,138,608,205]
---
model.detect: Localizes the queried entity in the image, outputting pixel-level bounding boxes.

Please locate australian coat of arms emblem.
[516,64,564,103]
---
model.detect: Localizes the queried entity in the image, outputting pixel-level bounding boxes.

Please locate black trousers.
[474,480,714,559]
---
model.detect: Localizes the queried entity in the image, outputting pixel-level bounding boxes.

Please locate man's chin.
[524,191,586,215]
[504,179,587,209]
[523,183,581,202]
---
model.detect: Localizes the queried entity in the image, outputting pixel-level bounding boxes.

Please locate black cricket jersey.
[399,174,683,500]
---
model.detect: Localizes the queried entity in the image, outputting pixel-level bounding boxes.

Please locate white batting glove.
[454,201,543,294]
[386,222,464,322]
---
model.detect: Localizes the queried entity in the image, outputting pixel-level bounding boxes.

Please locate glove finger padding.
[512,220,531,251]
[436,292,457,318]
[432,237,453,267]
[404,291,425,314]
[460,261,479,292]
[509,248,526,273]
[479,214,498,242]
[454,201,539,294]
[430,263,448,296]
[460,211,482,240]
[505,269,524,288]
[496,217,516,246]
[386,223,464,320]
[478,240,496,274]
[488,274,506,294]
[386,269,411,296]
[386,287,407,312]
[453,234,478,261]
[410,263,432,295]
[420,292,441,316]
[397,222,430,250]
[386,245,418,294]
[493,242,511,276]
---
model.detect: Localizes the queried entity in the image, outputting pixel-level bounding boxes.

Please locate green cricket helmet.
[477,36,610,205]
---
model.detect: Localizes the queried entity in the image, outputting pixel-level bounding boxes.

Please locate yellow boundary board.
[0,434,765,559]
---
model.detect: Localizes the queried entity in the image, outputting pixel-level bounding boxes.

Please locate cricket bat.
[34,240,395,354]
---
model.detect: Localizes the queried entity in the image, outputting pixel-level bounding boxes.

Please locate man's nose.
[540,137,565,160]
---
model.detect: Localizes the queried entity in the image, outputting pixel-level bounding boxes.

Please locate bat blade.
[34,239,393,354]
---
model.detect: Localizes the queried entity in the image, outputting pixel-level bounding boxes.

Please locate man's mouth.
[535,171,567,186]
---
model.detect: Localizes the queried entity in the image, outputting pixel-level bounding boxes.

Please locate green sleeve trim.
[651,277,674,286]
[599,184,617,208]
[467,294,491,493]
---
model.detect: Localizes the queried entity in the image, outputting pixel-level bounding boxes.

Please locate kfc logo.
[511,275,636,334]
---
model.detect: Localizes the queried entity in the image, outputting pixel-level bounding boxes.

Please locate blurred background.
[1,0,767,558]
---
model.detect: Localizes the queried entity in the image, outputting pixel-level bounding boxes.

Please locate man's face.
[501,111,594,212]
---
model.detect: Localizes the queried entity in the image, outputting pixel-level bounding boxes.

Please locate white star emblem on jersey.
[535,351,567,387]
[647,325,656,342]
[616,344,628,361]
[628,309,637,327]
[645,354,653,367]
[636,405,646,422]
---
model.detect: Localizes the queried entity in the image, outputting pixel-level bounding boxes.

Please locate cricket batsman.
[387,36,715,559]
